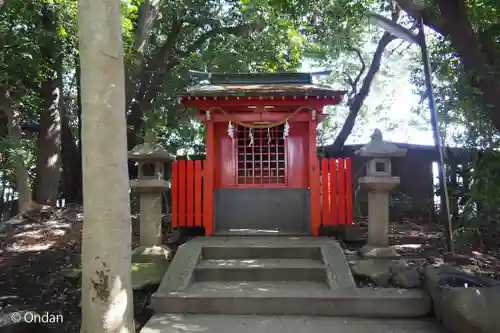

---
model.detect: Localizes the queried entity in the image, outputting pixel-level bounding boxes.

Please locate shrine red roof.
[179,83,346,97]
[178,71,347,99]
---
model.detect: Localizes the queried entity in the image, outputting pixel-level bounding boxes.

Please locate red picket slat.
[176,157,352,232]
[171,161,178,228]
[178,160,186,227]
[329,159,338,225]
[345,158,353,225]
[186,161,194,227]
[321,158,330,226]
[194,160,202,227]
[338,159,346,225]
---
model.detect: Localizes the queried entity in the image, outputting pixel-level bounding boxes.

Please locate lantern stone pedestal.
[356,129,407,257]
[129,143,173,246]
[359,176,400,248]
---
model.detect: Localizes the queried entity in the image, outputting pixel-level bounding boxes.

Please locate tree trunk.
[0,87,33,214]
[61,102,82,203]
[34,6,62,205]
[60,56,83,204]
[34,75,62,205]
[78,0,134,332]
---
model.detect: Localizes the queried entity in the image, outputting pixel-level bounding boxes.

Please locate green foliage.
[0,136,36,182]
[389,191,415,218]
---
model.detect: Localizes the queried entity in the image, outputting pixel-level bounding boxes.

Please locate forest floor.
[0,205,151,332]
[0,206,499,333]
[346,217,500,281]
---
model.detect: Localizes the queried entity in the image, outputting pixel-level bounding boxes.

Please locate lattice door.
[236,125,286,185]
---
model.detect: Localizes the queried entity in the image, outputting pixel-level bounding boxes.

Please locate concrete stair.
[150,236,431,318]
[194,258,326,282]
[201,246,322,259]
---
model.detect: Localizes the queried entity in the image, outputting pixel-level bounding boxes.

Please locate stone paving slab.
[141,315,446,333]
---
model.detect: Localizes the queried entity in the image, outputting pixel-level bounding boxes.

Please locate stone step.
[213,230,310,236]
[141,315,447,333]
[201,246,322,260]
[151,281,431,317]
[194,259,326,282]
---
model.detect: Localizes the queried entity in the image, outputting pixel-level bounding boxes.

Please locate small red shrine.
[172,71,352,236]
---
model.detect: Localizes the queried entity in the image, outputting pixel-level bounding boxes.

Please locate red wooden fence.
[172,158,353,235]
[319,158,353,227]
[171,160,211,230]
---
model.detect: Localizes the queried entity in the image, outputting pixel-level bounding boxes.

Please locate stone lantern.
[356,129,407,250]
[129,141,174,246]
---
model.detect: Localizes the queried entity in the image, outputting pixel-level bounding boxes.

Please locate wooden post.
[194,160,203,227]
[345,158,353,224]
[321,158,330,228]
[338,159,346,224]
[171,161,178,227]
[204,113,215,235]
[329,158,338,225]
[309,111,320,235]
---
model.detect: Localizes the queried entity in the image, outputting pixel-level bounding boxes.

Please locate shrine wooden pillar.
[309,109,320,235]
[204,111,215,235]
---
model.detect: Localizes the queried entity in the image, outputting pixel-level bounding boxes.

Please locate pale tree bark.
[78,0,134,332]
[0,87,34,214]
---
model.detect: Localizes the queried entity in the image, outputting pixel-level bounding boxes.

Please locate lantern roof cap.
[356,129,407,157]
[128,143,175,161]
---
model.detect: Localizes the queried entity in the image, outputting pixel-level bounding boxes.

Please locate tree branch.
[346,46,366,94]
[384,39,406,61]
[330,32,396,154]
[127,16,183,108]
[134,0,165,55]
[142,23,254,106]
[127,23,255,147]
[177,23,254,58]
[395,0,446,35]
[126,17,183,145]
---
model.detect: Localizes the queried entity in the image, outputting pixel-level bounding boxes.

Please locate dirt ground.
[0,205,149,332]
[348,217,500,280]
[0,206,499,333]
